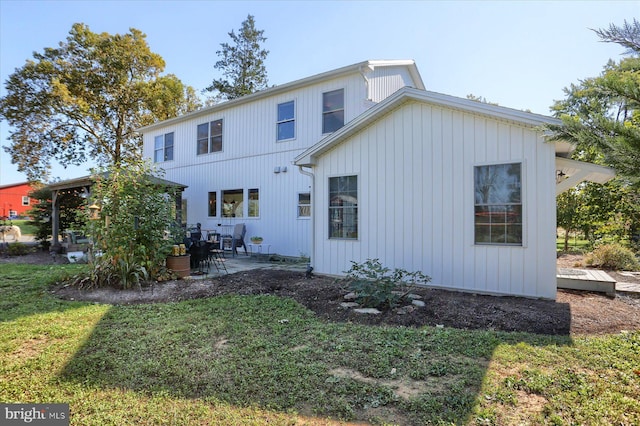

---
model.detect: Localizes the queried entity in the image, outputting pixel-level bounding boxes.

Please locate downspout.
[297,165,315,273]
[359,64,373,102]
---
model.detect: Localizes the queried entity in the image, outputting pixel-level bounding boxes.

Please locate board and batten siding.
[142,65,421,257]
[312,101,557,299]
[367,66,419,102]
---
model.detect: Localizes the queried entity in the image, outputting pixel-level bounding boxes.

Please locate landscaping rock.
[412,300,426,307]
[353,308,382,315]
[343,292,357,301]
[340,302,359,308]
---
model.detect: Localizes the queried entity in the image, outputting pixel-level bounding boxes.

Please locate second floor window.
[277,101,295,141]
[322,89,344,134]
[197,119,223,155]
[154,132,174,162]
[22,196,30,206]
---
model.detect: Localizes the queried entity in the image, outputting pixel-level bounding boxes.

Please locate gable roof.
[0,181,37,190]
[294,87,566,166]
[47,173,187,192]
[137,60,425,133]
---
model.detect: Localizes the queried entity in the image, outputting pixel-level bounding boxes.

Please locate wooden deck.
[557,268,616,296]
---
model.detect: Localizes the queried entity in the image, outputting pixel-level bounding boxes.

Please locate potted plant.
[250,236,263,244]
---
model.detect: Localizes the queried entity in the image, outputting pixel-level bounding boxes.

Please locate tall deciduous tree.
[0,23,201,181]
[205,14,269,101]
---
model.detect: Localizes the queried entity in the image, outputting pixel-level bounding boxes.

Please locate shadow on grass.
[58,293,573,425]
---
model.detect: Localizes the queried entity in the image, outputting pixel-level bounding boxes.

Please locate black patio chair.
[189,240,210,275]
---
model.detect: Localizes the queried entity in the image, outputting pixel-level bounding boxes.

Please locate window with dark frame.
[322,89,344,134]
[208,192,217,217]
[222,189,243,218]
[197,119,223,155]
[329,175,357,239]
[154,132,174,162]
[277,101,295,141]
[474,163,522,245]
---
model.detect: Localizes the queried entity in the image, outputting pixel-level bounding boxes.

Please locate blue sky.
[0,0,637,185]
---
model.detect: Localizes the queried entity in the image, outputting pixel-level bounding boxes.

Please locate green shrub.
[343,258,431,310]
[585,243,640,271]
[7,242,31,256]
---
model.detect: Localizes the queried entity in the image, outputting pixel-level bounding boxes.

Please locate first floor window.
[154,132,174,162]
[21,196,29,206]
[474,163,522,245]
[322,89,344,134]
[208,192,217,217]
[329,175,357,239]
[248,188,259,217]
[298,192,310,217]
[222,189,243,218]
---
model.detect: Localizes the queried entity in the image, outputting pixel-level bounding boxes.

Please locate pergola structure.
[47,174,187,252]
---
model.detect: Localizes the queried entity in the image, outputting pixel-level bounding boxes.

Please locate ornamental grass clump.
[343,258,431,310]
[585,243,640,271]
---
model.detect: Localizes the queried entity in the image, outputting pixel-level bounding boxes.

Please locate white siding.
[142,65,419,257]
[368,66,417,102]
[312,101,557,299]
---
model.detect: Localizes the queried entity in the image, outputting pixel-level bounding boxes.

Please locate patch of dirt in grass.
[329,368,426,400]
[5,250,640,336]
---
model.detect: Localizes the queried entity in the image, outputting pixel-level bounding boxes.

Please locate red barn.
[0,182,37,218]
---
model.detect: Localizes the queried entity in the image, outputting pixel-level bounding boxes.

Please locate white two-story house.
[140,60,614,299]
[139,60,425,259]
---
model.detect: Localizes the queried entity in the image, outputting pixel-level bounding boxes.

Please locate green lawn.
[1,264,639,425]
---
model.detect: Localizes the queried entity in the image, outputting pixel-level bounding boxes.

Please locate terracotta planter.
[166,254,191,279]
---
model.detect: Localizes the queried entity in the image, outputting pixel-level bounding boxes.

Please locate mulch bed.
[4,250,640,336]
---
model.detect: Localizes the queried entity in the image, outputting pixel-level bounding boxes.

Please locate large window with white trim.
[329,175,357,239]
[474,163,522,245]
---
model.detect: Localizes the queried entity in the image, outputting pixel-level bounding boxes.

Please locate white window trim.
[297,192,311,219]
[276,99,296,142]
[328,173,359,240]
[472,160,526,247]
